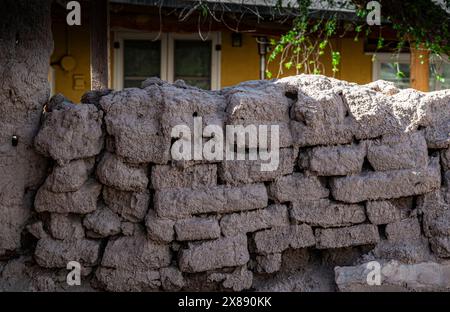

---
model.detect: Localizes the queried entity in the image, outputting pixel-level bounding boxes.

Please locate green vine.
[187,0,450,86]
[266,0,450,85]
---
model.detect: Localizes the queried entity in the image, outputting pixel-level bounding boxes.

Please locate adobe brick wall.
[1,71,450,291]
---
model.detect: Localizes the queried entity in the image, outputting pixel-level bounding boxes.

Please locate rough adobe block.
[224,81,293,148]
[101,230,171,270]
[220,204,289,237]
[277,74,353,93]
[290,199,366,228]
[416,91,450,149]
[218,148,297,185]
[422,187,450,236]
[145,210,175,243]
[96,153,148,192]
[288,88,354,147]
[34,237,101,268]
[427,211,450,237]
[159,83,226,134]
[81,89,113,106]
[269,173,329,203]
[290,91,348,125]
[26,221,48,240]
[0,203,30,256]
[445,171,450,189]
[103,186,150,222]
[417,189,450,258]
[330,157,441,203]
[442,148,450,171]
[364,80,400,96]
[316,224,380,249]
[429,236,450,258]
[34,104,104,165]
[253,224,315,254]
[178,235,249,273]
[44,158,95,193]
[290,119,354,147]
[367,132,428,171]
[418,190,447,237]
[35,179,101,214]
[366,201,403,225]
[256,253,282,273]
[342,87,423,141]
[208,266,253,291]
[155,184,268,219]
[385,218,422,242]
[49,214,84,240]
[223,121,293,148]
[160,266,185,291]
[175,217,220,241]
[83,206,122,237]
[371,237,432,264]
[301,143,366,176]
[100,87,170,164]
[121,222,137,236]
[225,81,290,123]
[96,267,160,292]
[151,164,217,190]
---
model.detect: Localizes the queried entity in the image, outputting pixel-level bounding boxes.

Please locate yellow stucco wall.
[51,21,91,102]
[220,33,261,87]
[51,27,373,102]
[339,38,373,85]
[221,34,373,87]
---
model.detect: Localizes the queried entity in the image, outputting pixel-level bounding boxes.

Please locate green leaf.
[377,37,384,50]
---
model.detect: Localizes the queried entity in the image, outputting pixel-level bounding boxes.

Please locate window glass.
[123,40,161,88]
[429,61,450,91]
[174,40,211,89]
[379,62,411,89]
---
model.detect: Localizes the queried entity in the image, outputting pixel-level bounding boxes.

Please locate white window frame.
[113,31,168,90]
[113,31,221,90]
[49,66,56,97]
[167,32,221,90]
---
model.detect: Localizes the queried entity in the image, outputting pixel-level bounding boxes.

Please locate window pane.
[429,62,450,91]
[124,79,145,88]
[123,40,160,88]
[379,62,410,89]
[174,40,211,89]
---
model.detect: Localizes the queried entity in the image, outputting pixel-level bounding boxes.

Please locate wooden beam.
[90,0,109,90]
[410,45,430,92]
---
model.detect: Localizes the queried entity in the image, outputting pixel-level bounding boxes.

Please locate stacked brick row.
[27,75,450,291]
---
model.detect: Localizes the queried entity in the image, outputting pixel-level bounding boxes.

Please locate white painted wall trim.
[49,66,56,97]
